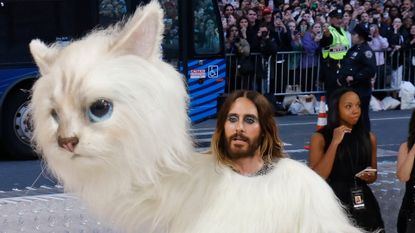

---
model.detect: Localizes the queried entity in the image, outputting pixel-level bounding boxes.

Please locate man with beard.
[211,90,285,175]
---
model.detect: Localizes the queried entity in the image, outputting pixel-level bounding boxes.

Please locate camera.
[261,31,268,37]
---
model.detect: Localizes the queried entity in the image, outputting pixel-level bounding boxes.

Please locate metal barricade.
[225,48,415,96]
[225,53,263,93]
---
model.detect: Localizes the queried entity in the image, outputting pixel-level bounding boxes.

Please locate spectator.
[261,7,273,28]
[387,17,408,90]
[344,3,354,13]
[405,24,415,82]
[298,19,309,35]
[238,16,249,40]
[362,0,372,12]
[368,24,389,91]
[403,17,414,33]
[246,8,261,52]
[315,13,327,25]
[396,109,415,233]
[343,11,355,33]
[301,22,322,92]
[236,0,252,18]
[389,6,402,21]
[287,20,303,88]
[256,24,277,91]
[269,15,291,94]
[282,6,295,24]
[308,87,385,232]
[371,11,390,38]
[297,9,314,27]
[225,25,251,90]
[222,4,238,33]
[400,0,414,20]
[359,12,370,30]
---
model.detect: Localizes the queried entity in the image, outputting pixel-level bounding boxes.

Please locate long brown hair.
[211,90,285,166]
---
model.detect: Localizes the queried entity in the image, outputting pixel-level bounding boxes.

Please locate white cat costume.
[29,1,364,233]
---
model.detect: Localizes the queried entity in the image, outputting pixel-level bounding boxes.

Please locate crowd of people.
[219,0,415,95]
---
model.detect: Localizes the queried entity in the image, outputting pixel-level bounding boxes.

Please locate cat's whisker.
[25,164,48,195]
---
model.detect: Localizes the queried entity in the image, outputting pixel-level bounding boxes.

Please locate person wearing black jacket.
[338,24,376,131]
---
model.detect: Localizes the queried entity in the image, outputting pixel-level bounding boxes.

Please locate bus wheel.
[1,89,36,160]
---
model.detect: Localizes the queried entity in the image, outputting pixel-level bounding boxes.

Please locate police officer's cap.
[328,8,344,18]
[352,24,371,42]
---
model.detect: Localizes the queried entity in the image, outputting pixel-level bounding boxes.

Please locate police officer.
[320,8,350,103]
[338,24,376,131]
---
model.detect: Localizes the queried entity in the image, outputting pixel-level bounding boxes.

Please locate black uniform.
[339,42,376,131]
[320,26,349,103]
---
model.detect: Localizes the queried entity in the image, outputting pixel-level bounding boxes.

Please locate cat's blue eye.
[87,99,113,123]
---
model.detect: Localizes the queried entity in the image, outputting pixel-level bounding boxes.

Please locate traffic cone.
[316,96,327,131]
[304,96,327,150]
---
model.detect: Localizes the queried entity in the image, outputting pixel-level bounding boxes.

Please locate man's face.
[330,16,342,27]
[247,10,258,24]
[303,13,311,22]
[402,0,412,11]
[224,97,261,159]
[361,13,369,23]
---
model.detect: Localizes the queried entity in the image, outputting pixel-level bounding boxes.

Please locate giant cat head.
[29,1,192,190]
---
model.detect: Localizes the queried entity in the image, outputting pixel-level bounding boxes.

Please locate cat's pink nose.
[58,136,79,153]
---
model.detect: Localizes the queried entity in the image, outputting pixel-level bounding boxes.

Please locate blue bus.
[0,0,226,159]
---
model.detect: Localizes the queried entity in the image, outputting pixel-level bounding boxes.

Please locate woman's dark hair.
[326,88,364,130]
[407,110,415,150]
[237,16,249,26]
[321,88,372,166]
[225,25,240,39]
[223,3,235,15]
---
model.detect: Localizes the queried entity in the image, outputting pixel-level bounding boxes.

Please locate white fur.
[29,1,365,233]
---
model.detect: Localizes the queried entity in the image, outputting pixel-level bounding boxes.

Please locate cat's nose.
[58,136,79,153]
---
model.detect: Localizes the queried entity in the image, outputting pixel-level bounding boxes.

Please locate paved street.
[0,109,412,232]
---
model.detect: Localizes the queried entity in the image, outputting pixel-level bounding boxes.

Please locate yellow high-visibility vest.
[322,26,350,60]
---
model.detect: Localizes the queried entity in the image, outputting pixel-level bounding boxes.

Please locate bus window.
[160,0,179,59]
[0,0,97,65]
[193,1,220,55]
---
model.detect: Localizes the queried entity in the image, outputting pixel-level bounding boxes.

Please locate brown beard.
[225,133,260,159]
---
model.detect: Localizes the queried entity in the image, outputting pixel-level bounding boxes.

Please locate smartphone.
[355,168,377,177]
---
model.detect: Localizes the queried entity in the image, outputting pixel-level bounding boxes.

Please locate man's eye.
[227,116,238,123]
[244,116,257,124]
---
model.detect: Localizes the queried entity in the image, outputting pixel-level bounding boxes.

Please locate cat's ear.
[110,0,164,61]
[29,39,59,76]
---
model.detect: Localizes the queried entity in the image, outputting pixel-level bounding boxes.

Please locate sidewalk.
[372,160,404,233]
[0,160,404,233]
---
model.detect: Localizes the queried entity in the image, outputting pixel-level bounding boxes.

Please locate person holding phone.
[397,109,415,233]
[308,88,385,232]
[301,22,322,92]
